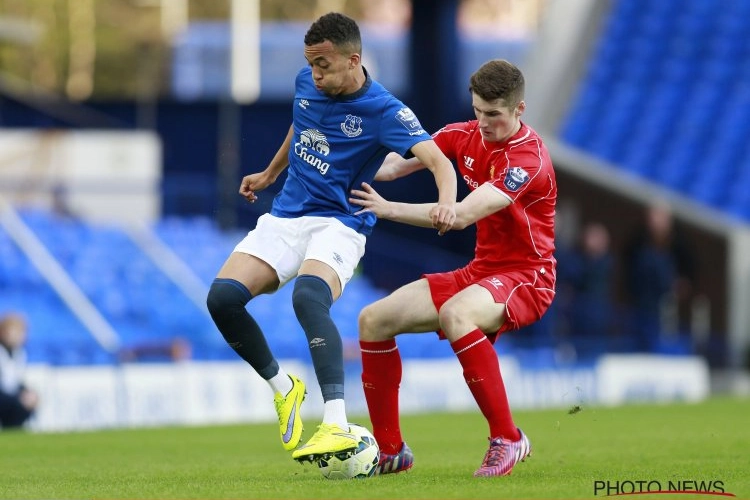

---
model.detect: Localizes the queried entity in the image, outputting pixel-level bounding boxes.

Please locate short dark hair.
[469,59,525,107]
[304,12,362,55]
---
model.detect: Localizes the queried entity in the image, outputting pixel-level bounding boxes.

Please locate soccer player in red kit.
[349,59,556,477]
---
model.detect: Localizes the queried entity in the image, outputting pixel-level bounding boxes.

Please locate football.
[317,423,380,480]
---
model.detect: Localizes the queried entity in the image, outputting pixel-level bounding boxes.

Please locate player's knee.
[358,303,392,341]
[292,275,333,318]
[437,302,463,335]
[206,279,252,321]
[358,305,377,340]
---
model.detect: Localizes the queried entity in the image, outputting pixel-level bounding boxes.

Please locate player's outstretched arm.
[449,183,511,228]
[410,140,457,234]
[350,182,511,231]
[373,152,424,181]
[351,182,435,229]
[239,125,293,203]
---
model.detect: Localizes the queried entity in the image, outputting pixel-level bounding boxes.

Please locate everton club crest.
[341,114,363,137]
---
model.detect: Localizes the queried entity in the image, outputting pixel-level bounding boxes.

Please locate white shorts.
[233,214,366,292]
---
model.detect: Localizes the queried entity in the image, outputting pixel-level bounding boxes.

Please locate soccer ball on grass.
[317,423,379,479]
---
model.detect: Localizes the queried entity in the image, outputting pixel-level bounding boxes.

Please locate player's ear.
[348,53,361,69]
[515,101,526,117]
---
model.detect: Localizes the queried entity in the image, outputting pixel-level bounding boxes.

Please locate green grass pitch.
[1,396,748,499]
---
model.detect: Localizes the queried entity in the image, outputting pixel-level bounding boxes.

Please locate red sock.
[451,329,520,441]
[360,339,403,455]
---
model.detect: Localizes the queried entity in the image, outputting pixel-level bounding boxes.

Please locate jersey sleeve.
[488,147,548,202]
[378,99,432,157]
[432,122,470,161]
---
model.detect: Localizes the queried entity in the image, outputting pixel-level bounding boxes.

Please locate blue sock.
[292,275,344,401]
[206,278,279,379]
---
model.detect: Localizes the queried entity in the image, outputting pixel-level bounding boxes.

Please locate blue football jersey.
[271,67,430,235]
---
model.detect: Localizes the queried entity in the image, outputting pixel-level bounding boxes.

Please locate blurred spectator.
[51,183,78,219]
[0,312,39,429]
[118,337,192,363]
[554,222,616,361]
[623,202,696,351]
[568,222,616,357]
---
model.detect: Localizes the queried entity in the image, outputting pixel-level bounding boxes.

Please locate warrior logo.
[341,114,363,137]
[464,156,475,171]
[485,277,504,289]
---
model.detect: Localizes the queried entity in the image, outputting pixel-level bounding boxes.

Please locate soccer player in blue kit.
[206,12,457,461]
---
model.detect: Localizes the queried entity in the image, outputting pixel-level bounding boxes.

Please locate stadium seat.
[560,0,750,221]
[2,209,568,367]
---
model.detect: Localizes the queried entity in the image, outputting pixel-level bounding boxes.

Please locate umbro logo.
[310,337,326,348]
[298,99,309,109]
[332,252,343,265]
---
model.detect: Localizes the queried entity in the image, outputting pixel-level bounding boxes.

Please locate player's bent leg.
[207,278,277,370]
[473,428,531,477]
[359,278,438,457]
[359,278,439,342]
[208,280,306,451]
[375,442,414,475]
[291,423,359,461]
[273,374,307,451]
[437,284,507,343]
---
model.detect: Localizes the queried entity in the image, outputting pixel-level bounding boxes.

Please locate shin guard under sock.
[360,338,404,455]
[292,275,344,402]
[451,329,519,440]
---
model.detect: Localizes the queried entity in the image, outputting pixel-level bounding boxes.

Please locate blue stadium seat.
[560,0,750,220]
[2,210,594,367]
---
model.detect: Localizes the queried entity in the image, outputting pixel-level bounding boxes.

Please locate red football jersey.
[432,121,557,276]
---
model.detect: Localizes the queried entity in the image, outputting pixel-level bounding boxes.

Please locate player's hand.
[349,182,391,218]
[239,172,274,203]
[430,202,456,235]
